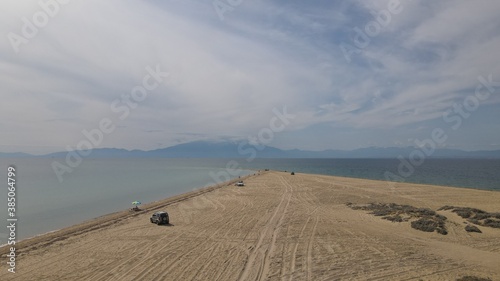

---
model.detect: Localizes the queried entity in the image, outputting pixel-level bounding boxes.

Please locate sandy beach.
[1,171,499,280]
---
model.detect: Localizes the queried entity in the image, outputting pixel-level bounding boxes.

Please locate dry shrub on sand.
[439,206,500,229]
[483,219,500,228]
[383,215,403,222]
[465,225,482,233]
[411,218,448,235]
[348,203,448,235]
[411,218,437,232]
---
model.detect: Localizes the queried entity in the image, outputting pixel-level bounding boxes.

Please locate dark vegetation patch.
[465,225,482,233]
[348,203,448,235]
[411,218,448,235]
[438,206,500,229]
[483,219,500,228]
[456,276,492,281]
[383,215,403,222]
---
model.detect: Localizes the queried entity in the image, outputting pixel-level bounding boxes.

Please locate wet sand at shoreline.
[1,171,499,280]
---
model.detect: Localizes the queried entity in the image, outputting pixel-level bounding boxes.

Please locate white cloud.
[1,0,499,153]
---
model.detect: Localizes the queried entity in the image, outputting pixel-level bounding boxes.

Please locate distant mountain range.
[2,141,500,159]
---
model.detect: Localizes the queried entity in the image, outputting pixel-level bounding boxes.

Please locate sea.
[1,158,499,242]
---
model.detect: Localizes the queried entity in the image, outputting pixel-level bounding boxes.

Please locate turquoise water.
[0,158,254,242]
[1,157,499,243]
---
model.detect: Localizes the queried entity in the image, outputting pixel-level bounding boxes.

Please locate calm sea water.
[0,158,254,242]
[1,158,499,242]
[240,158,500,191]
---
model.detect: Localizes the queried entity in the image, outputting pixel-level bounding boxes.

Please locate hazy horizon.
[3,139,500,158]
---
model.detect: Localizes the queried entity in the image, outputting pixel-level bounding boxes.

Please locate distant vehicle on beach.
[150,211,169,225]
[236,181,245,186]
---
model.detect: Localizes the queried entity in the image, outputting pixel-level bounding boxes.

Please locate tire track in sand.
[238,175,292,281]
[90,226,200,281]
[279,211,294,281]
[286,207,318,281]
[143,196,255,281]
[286,216,310,281]
[306,216,318,281]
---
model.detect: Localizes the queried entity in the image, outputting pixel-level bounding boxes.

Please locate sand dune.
[1,171,499,280]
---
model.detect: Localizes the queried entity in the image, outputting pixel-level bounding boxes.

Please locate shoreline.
[2,170,499,280]
[276,169,500,193]
[2,170,498,252]
[0,172,256,255]
[238,158,500,191]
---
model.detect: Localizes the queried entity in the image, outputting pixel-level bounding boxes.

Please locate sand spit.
[1,171,499,280]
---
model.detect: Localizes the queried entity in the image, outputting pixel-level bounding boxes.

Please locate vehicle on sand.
[150,211,169,225]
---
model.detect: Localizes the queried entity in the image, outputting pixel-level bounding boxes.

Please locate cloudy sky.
[1,0,500,154]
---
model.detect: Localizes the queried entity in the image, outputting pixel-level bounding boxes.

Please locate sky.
[1,0,500,154]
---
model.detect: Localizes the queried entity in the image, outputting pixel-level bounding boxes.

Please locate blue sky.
[1,0,500,154]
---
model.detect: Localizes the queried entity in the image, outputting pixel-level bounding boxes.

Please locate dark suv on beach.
[150,211,169,225]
